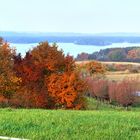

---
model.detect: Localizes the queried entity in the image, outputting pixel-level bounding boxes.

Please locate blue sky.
[0,0,140,33]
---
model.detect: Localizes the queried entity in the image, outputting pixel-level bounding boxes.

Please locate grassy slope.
[0,99,140,140]
[86,98,140,111]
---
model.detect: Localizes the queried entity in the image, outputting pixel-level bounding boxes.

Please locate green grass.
[86,97,140,111]
[0,98,140,140]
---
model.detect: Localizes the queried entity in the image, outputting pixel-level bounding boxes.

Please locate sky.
[0,0,140,33]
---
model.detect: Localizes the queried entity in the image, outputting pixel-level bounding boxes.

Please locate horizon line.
[1,31,140,34]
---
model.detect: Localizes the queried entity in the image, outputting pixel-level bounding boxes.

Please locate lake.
[10,42,140,57]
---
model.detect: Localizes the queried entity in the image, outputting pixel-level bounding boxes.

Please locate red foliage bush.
[108,79,138,107]
[86,77,109,101]
[87,76,139,107]
[108,82,117,103]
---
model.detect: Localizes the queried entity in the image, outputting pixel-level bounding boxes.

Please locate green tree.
[108,49,126,61]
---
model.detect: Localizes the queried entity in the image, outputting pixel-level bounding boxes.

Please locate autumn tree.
[76,61,106,79]
[127,48,140,59]
[108,79,138,107]
[13,42,86,109]
[86,78,109,101]
[115,80,137,107]
[47,72,86,109]
[0,39,21,106]
[86,61,106,76]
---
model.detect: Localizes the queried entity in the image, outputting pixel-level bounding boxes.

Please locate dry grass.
[101,61,140,81]
[76,60,140,81]
[76,60,140,66]
[105,72,140,81]
[101,61,140,66]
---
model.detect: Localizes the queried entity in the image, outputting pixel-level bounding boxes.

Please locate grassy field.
[105,71,140,81]
[1,61,140,140]
[76,60,140,81]
[101,61,140,66]
[76,60,140,66]
[0,99,140,140]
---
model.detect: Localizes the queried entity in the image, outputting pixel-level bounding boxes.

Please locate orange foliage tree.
[0,39,21,106]
[13,42,86,109]
[47,72,86,109]
[86,61,106,75]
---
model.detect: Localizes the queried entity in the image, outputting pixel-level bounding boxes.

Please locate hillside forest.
[77,47,140,62]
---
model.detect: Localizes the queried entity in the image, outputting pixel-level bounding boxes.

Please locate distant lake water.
[10,42,140,57]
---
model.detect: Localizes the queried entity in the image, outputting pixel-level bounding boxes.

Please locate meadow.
[102,61,140,81]
[105,72,140,81]
[77,60,140,81]
[0,98,140,140]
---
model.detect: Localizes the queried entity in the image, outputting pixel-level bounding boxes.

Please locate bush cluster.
[87,77,139,107]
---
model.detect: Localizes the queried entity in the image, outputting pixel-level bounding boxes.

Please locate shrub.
[86,61,106,76]
[86,77,109,101]
[108,79,138,107]
[108,82,117,104]
[116,80,136,107]
[87,76,139,108]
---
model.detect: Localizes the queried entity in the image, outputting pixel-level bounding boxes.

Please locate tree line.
[77,47,140,62]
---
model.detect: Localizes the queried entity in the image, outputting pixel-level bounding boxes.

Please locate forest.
[77,47,140,62]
